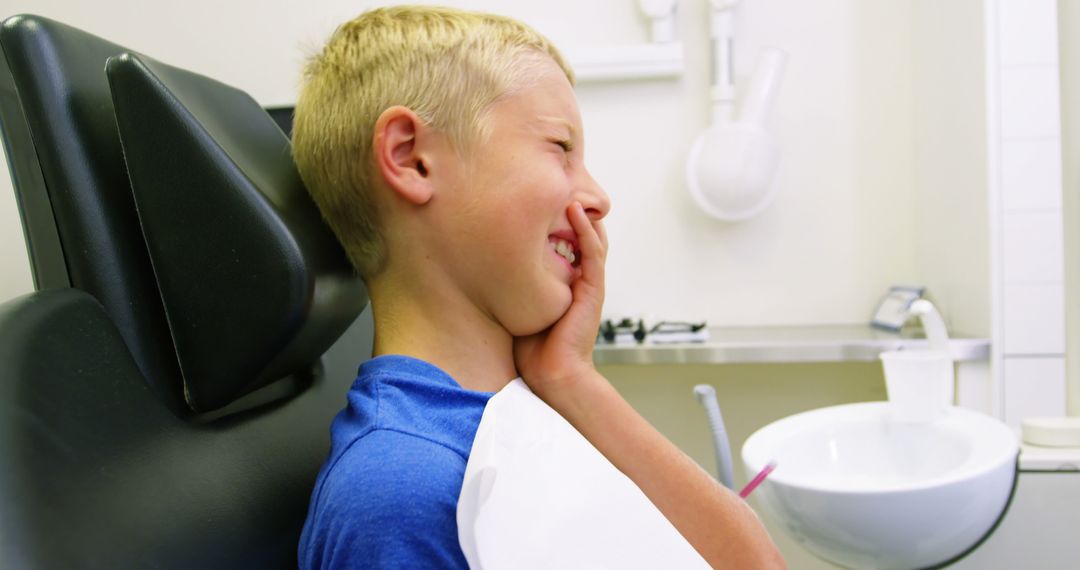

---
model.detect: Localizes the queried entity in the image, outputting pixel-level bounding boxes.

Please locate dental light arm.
[709,0,739,115]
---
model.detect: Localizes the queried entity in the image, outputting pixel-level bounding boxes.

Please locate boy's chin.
[506,296,572,337]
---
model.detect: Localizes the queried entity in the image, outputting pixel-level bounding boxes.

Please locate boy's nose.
[577,171,611,221]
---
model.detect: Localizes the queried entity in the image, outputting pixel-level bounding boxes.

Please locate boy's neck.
[366,277,518,393]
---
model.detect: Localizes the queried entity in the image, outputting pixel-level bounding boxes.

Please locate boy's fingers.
[569,202,603,256]
[570,203,605,280]
[593,217,608,254]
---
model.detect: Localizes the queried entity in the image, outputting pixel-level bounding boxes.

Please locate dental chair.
[0,15,370,568]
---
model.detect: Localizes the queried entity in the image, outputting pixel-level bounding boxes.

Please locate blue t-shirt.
[298,355,495,569]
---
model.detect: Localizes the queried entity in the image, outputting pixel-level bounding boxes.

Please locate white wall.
[0,142,29,296]
[0,0,937,331]
[983,0,1069,427]
[1061,0,1080,415]
[583,0,919,327]
[911,0,988,339]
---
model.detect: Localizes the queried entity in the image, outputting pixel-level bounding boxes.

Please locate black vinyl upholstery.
[0,14,372,568]
[108,52,365,412]
[0,289,354,567]
[0,15,186,412]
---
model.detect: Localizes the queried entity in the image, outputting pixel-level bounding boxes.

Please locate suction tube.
[694,384,735,489]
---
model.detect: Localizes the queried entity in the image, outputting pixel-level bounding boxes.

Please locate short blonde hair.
[293,5,574,277]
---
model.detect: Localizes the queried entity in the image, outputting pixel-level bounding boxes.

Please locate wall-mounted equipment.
[686,0,786,221]
[566,0,684,82]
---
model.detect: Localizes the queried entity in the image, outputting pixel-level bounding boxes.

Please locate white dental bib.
[456,379,708,569]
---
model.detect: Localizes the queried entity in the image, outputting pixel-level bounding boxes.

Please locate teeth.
[552,238,576,265]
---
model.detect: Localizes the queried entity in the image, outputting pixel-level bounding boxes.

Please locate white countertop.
[1020,444,1080,471]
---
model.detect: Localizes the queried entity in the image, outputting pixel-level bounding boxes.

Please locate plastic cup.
[879,350,954,423]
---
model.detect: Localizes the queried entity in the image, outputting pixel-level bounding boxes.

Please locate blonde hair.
[293,5,574,277]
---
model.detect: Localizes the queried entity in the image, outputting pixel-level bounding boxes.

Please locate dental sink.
[742,402,1018,569]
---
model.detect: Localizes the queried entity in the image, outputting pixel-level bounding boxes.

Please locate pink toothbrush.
[739,461,777,499]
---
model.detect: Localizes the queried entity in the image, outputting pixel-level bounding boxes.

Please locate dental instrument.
[693,384,735,489]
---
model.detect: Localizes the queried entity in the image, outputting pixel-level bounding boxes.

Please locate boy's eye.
[553,139,574,153]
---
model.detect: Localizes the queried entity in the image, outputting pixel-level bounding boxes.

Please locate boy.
[294,6,784,569]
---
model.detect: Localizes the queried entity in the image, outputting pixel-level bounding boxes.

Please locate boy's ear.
[373,106,437,206]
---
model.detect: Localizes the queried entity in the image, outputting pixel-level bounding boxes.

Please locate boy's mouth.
[548,236,581,268]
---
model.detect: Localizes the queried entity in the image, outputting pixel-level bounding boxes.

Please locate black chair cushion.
[0,288,357,568]
[107,52,366,412]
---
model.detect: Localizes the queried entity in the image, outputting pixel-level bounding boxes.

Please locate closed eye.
[553,139,574,153]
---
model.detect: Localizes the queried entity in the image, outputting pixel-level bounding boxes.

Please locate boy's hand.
[514,208,787,570]
[513,202,607,407]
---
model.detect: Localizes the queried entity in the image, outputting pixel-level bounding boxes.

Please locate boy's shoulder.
[320,355,496,492]
[300,430,472,568]
[324,427,470,503]
[337,354,494,459]
[299,355,495,569]
[318,427,470,521]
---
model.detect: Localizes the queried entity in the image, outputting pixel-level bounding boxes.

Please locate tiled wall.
[988,0,1067,428]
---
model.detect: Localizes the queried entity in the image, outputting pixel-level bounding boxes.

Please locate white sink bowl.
[742,402,1018,569]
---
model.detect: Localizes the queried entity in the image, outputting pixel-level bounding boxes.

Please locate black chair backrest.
[0,14,372,568]
[0,15,186,412]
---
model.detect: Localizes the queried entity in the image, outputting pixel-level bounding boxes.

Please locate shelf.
[593,324,990,365]
[565,42,684,82]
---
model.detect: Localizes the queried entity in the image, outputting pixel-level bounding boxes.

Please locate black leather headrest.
[107,52,366,412]
[0,14,186,413]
